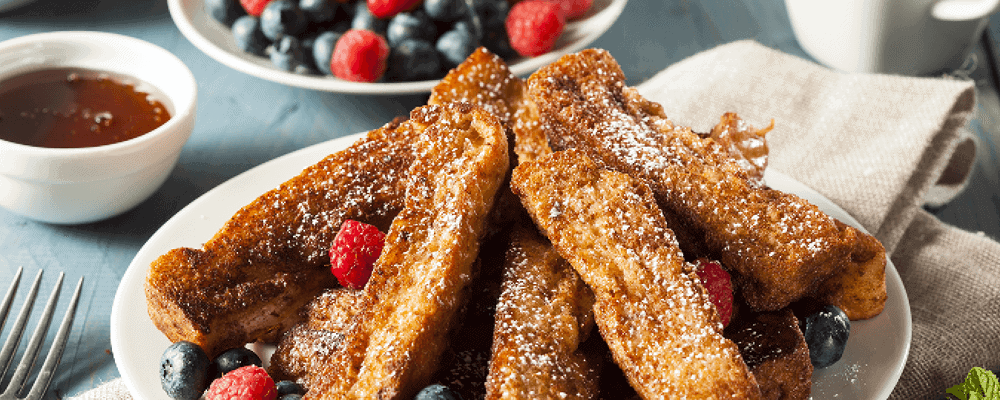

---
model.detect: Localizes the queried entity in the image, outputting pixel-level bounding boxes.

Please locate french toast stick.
[305,102,509,399]
[486,222,601,400]
[428,223,511,400]
[428,47,549,163]
[428,46,545,240]
[272,238,507,400]
[145,118,418,356]
[809,226,888,320]
[725,308,812,400]
[526,49,886,317]
[511,149,762,399]
[269,288,364,387]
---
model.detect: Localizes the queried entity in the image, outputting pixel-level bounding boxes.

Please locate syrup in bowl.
[0,67,172,148]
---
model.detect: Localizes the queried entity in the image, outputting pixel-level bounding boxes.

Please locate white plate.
[166,0,628,94]
[110,133,911,399]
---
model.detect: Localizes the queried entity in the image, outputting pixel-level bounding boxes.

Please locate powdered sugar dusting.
[511,149,758,398]
[317,103,509,398]
[487,226,599,398]
[528,49,854,311]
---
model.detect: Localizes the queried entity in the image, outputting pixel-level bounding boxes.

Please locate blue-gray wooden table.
[0,0,997,398]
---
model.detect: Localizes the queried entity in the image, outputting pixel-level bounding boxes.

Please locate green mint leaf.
[948,367,1000,400]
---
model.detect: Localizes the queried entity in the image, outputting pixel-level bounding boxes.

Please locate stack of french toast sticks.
[145,47,888,400]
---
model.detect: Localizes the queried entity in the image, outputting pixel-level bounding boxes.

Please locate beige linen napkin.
[637,40,998,399]
[71,40,996,399]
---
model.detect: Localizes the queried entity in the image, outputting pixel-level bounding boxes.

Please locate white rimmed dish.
[167,0,627,94]
[0,31,197,224]
[110,132,910,400]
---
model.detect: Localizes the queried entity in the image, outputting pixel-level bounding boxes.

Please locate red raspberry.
[205,366,277,400]
[367,0,422,19]
[694,259,734,328]
[549,0,593,19]
[239,0,271,16]
[331,30,390,83]
[330,220,386,289]
[505,0,566,57]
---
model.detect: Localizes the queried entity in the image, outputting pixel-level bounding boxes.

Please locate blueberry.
[311,30,341,74]
[480,18,516,59]
[276,380,306,396]
[299,0,339,24]
[159,341,211,400]
[211,347,263,378]
[436,23,479,68]
[452,20,479,41]
[474,0,509,23]
[205,0,246,26]
[351,1,388,34]
[299,35,320,72]
[260,0,308,41]
[474,0,511,55]
[280,395,304,400]
[387,39,442,81]
[423,0,469,22]
[232,15,270,56]
[414,384,463,400]
[270,35,311,72]
[801,304,851,368]
[386,11,437,47]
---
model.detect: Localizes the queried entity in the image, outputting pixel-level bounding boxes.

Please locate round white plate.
[110,133,910,399]
[166,0,628,94]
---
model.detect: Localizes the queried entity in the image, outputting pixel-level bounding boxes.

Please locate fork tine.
[0,267,24,334]
[1,272,63,398]
[0,269,42,382]
[25,276,83,400]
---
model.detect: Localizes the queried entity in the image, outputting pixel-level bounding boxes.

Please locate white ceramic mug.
[785,0,1000,75]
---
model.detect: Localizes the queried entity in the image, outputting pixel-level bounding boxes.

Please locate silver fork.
[0,267,84,400]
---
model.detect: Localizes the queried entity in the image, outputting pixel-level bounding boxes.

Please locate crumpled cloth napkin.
[70,40,998,399]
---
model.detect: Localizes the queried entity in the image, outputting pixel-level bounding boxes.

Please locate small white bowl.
[0,31,197,224]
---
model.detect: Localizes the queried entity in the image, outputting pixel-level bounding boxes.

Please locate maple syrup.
[0,68,171,148]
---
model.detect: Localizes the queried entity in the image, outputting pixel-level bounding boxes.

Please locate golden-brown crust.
[725,309,812,400]
[148,47,884,400]
[305,102,510,399]
[429,47,548,164]
[811,223,887,320]
[511,149,762,400]
[430,231,510,400]
[145,119,417,356]
[526,49,878,314]
[486,223,600,400]
[706,112,771,186]
[269,289,364,387]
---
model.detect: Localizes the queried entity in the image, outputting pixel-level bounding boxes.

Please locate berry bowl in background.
[167,0,627,94]
[0,31,197,224]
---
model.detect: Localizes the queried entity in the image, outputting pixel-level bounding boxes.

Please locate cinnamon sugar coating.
[429,47,548,163]
[511,149,762,399]
[269,289,364,388]
[526,49,885,316]
[809,225,887,319]
[486,223,600,400]
[305,103,509,399]
[146,48,892,400]
[145,119,418,356]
